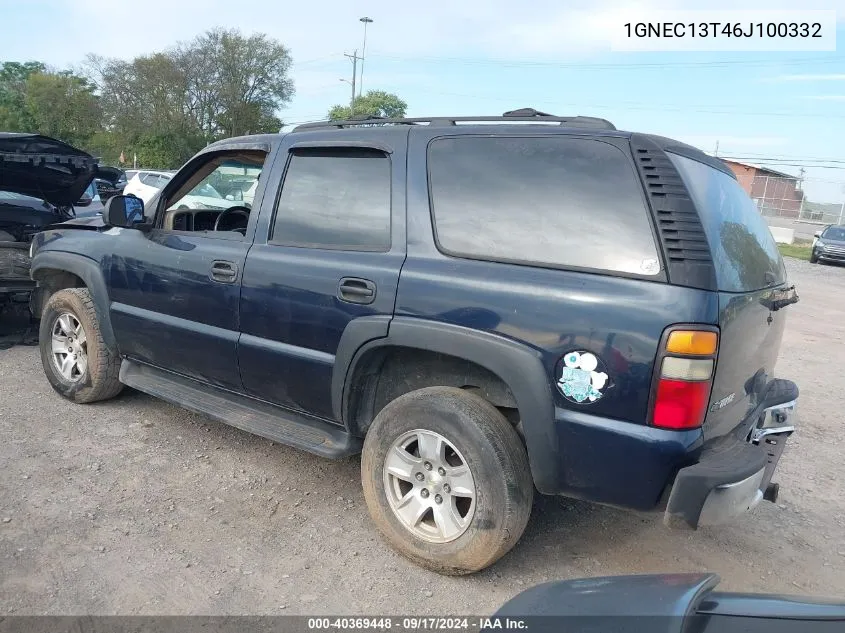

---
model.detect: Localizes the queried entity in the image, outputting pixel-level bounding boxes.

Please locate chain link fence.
[750,175,845,226]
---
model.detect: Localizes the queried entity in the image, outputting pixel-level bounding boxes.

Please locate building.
[721,159,804,218]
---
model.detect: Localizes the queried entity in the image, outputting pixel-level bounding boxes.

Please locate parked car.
[492,573,845,632]
[29,110,800,575]
[93,166,127,202]
[810,225,845,264]
[170,182,230,211]
[1,132,100,302]
[122,169,175,204]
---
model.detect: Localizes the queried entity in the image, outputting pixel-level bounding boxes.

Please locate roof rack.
[290,108,616,132]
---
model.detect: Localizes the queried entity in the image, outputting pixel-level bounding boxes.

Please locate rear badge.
[557,351,610,404]
[710,392,736,412]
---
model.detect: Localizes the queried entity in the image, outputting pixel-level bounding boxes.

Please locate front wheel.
[361,387,533,575]
[39,288,123,403]
[809,250,819,263]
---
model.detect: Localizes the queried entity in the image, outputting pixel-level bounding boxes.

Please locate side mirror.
[105,195,146,228]
[815,231,822,238]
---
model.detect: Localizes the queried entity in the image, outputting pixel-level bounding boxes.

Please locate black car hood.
[96,165,124,184]
[0,133,97,206]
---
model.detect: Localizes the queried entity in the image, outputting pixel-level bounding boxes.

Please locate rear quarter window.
[427,136,662,276]
[669,153,786,292]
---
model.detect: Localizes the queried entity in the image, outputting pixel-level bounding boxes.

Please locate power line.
[723,162,845,170]
[369,53,841,70]
[720,157,845,166]
[292,54,343,66]
[378,88,845,119]
[714,153,845,162]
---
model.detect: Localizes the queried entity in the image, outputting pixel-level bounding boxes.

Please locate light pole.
[359,17,373,97]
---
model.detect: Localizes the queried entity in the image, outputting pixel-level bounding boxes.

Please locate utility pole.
[359,17,373,97]
[343,50,359,111]
[714,140,719,156]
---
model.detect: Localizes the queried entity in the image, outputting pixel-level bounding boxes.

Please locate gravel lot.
[1,256,844,615]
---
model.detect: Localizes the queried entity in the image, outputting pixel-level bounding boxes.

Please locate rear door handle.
[210,260,238,283]
[338,277,376,304]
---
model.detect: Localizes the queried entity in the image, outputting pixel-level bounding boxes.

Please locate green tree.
[194,28,294,136]
[86,28,295,167]
[328,90,407,120]
[0,62,99,147]
[24,71,100,147]
[0,61,46,131]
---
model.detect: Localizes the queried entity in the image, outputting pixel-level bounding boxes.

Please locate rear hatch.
[669,152,795,441]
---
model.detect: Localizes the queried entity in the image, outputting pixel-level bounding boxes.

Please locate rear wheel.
[39,288,123,403]
[361,387,533,575]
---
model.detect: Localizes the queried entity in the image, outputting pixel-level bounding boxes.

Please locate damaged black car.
[0,133,111,304]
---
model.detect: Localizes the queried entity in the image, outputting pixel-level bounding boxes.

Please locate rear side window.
[669,153,785,292]
[427,136,661,276]
[271,148,391,251]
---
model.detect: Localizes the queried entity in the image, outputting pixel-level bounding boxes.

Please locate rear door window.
[427,136,661,276]
[669,153,786,292]
[271,148,391,251]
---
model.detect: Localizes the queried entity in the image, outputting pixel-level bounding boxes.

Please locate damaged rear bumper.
[664,395,796,530]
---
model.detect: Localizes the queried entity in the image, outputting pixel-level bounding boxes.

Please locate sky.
[1,0,844,203]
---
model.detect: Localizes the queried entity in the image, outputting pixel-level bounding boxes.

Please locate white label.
[611,10,836,52]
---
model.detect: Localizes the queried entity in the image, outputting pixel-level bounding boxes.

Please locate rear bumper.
[664,398,796,530]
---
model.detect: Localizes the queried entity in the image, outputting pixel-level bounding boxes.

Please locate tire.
[361,386,533,575]
[809,251,819,263]
[39,288,123,403]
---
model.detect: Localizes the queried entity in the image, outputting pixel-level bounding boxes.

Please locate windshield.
[822,226,845,241]
[193,183,222,198]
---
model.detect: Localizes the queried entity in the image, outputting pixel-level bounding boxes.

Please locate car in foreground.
[29,110,800,574]
[810,225,845,264]
[492,573,844,632]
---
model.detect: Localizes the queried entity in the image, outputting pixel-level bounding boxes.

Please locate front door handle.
[338,277,376,304]
[210,260,238,283]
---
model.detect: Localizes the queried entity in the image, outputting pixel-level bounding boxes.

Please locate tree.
[192,28,294,136]
[0,61,46,131]
[0,61,99,147]
[328,90,407,120]
[24,72,100,147]
[86,28,295,167]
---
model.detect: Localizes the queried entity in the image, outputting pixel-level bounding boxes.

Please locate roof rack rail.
[291,109,616,132]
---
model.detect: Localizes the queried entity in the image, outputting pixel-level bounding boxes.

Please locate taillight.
[651,328,718,430]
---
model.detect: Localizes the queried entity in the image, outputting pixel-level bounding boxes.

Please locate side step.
[119,360,362,458]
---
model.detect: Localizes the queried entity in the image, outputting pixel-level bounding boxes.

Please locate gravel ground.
[1,256,844,615]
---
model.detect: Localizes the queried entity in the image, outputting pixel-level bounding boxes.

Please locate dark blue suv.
[29,110,799,574]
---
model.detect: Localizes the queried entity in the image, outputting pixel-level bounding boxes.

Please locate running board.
[119,360,362,458]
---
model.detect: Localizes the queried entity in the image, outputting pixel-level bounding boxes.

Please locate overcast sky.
[2,0,845,202]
